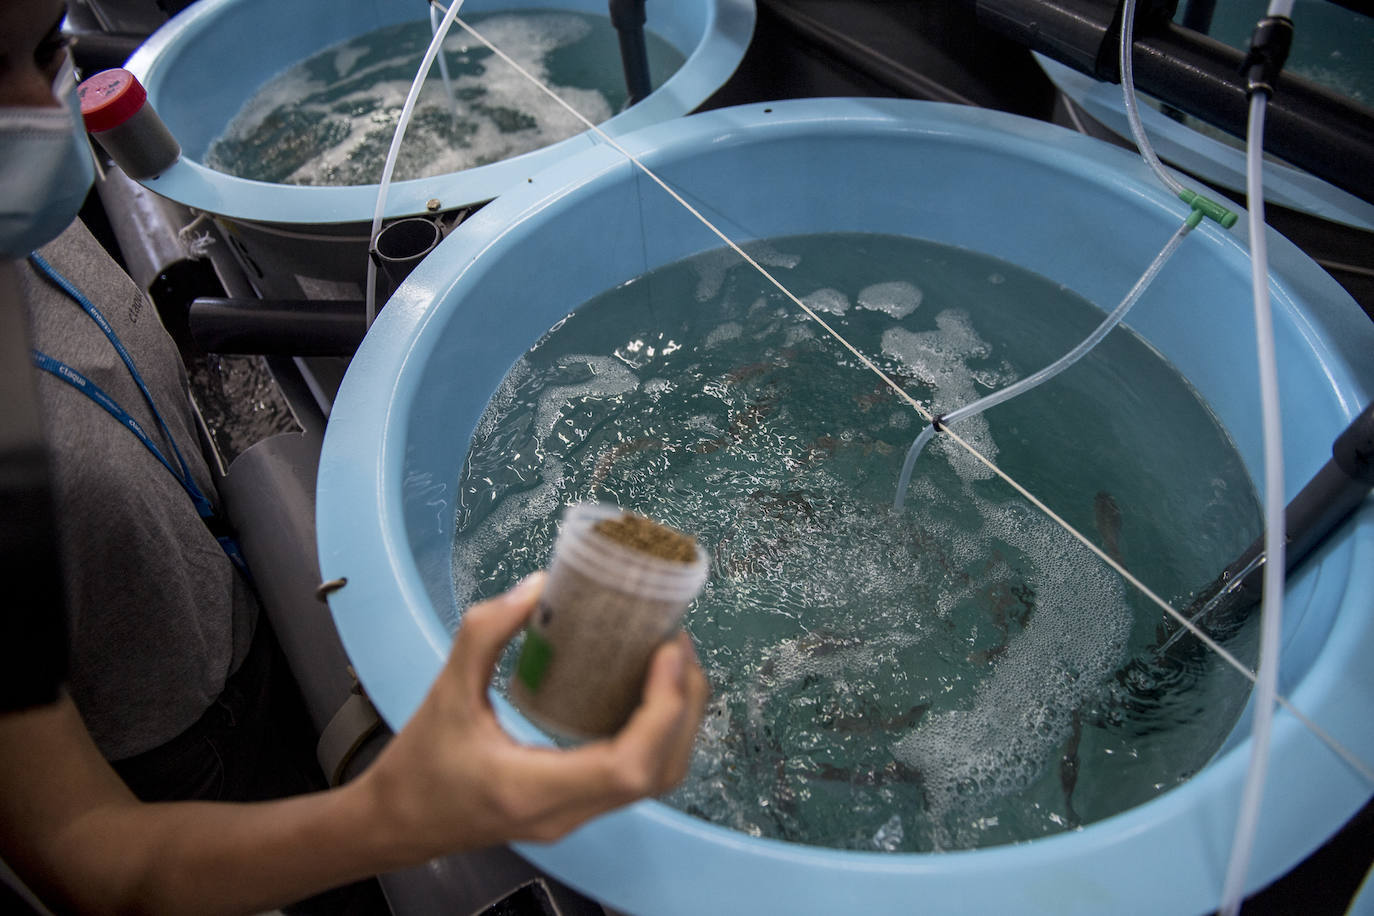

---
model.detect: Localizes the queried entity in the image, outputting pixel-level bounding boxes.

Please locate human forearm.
[50,777,404,916]
[1,697,408,916]
[1,577,708,915]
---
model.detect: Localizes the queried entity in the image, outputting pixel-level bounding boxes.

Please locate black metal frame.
[975,0,1374,204]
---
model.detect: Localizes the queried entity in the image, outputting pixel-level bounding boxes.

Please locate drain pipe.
[371,215,444,307]
[1164,401,1374,648]
[188,298,367,356]
[609,0,653,106]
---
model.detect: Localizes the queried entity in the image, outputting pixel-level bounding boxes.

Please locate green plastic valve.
[1178,189,1239,229]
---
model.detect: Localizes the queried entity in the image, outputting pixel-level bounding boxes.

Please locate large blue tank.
[316,98,1374,914]
[123,0,754,295]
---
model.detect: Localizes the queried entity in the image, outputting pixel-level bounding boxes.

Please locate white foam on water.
[801,287,850,316]
[208,12,613,185]
[892,494,1131,849]
[762,632,869,690]
[456,354,637,609]
[684,414,723,436]
[693,242,802,302]
[881,311,1017,479]
[782,324,816,347]
[704,321,743,348]
[472,356,532,444]
[211,65,321,143]
[765,630,925,690]
[531,355,639,445]
[451,456,566,609]
[857,280,922,319]
[873,814,905,851]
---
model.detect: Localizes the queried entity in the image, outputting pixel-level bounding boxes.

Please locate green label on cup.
[516,629,554,692]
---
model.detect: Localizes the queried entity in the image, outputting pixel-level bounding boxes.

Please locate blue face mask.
[0,58,96,259]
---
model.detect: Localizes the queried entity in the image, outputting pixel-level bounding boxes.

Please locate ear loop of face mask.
[54,53,77,103]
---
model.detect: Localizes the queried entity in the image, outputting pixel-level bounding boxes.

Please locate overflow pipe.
[609,0,653,106]
[1162,401,1374,652]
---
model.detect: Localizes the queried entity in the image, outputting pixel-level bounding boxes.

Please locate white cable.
[1218,90,1286,916]
[1119,4,1295,903]
[365,0,467,329]
[1119,0,1186,197]
[894,215,1197,510]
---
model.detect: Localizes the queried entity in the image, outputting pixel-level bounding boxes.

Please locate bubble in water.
[705,322,743,348]
[892,501,1131,850]
[802,288,851,316]
[783,324,816,347]
[205,12,679,185]
[873,814,905,851]
[451,454,565,618]
[857,280,922,319]
[880,312,1016,479]
[472,357,531,443]
[531,355,639,444]
[693,242,802,302]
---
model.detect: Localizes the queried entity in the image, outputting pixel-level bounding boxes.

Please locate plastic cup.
[79,69,181,180]
[509,503,708,740]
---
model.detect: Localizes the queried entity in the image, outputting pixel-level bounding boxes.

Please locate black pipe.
[69,31,149,72]
[609,0,653,106]
[1170,402,1374,644]
[975,0,1122,81]
[189,299,367,357]
[975,0,1374,205]
[370,216,443,305]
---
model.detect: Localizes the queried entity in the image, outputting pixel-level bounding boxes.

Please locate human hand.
[355,572,709,862]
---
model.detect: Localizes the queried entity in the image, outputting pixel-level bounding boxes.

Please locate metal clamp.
[315,577,347,603]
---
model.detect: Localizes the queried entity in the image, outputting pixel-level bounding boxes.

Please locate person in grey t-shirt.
[21,220,269,800]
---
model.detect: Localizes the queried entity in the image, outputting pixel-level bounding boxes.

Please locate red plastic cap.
[79,69,147,132]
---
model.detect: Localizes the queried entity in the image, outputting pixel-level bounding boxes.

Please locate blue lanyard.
[30,350,217,518]
[28,254,249,577]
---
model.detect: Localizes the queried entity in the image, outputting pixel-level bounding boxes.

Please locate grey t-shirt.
[20,221,257,761]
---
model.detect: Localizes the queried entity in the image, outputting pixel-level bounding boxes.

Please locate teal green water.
[1205,0,1372,105]
[450,233,1262,852]
[1150,0,1373,153]
[205,10,685,186]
